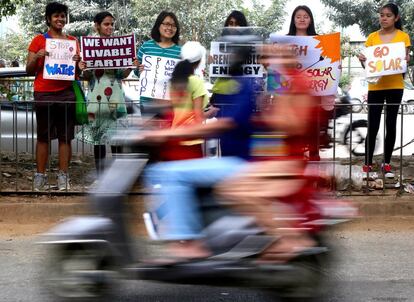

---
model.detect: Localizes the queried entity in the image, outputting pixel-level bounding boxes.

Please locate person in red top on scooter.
[217,45,323,262]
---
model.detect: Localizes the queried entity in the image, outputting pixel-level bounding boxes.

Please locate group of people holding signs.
[26,1,411,193]
[25,1,410,262]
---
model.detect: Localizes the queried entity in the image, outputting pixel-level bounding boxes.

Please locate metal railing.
[1,78,414,195]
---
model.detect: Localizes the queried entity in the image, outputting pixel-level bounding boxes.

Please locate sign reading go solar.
[364,42,407,78]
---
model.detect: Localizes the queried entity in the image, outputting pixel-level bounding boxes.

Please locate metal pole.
[399,102,404,195]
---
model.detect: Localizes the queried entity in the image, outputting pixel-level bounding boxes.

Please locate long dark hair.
[94,11,114,25]
[170,59,200,88]
[224,10,248,27]
[380,2,403,30]
[287,5,317,36]
[151,11,180,44]
[45,2,68,27]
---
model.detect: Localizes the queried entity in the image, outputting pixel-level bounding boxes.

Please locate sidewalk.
[1,194,414,228]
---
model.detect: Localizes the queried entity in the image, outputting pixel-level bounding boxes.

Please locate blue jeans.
[145,157,247,240]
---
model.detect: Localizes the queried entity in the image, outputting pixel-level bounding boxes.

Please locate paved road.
[1,217,414,302]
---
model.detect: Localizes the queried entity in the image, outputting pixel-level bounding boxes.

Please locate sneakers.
[57,171,71,191]
[362,165,378,180]
[363,164,395,180]
[33,173,48,191]
[381,163,395,179]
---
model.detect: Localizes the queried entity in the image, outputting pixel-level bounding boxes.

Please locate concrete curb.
[0,195,413,226]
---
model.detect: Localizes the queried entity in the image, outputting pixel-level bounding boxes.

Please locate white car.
[347,77,414,114]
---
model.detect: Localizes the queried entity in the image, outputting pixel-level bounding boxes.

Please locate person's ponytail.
[171,59,201,89]
[171,59,193,86]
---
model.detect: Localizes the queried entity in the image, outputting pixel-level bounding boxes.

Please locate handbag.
[73,80,88,125]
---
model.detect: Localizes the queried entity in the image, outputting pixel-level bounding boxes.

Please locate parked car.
[0,67,139,153]
[347,76,414,114]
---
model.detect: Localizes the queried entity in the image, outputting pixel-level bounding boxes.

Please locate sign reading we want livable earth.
[81,34,136,69]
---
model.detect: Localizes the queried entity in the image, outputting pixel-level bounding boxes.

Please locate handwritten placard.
[269,33,341,96]
[81,34,136,69]
[209,42,263,78]
[139,55,179,100]
[364,42,407,78]
[43,38,77,81]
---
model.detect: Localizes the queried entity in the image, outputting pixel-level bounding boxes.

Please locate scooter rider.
[143,40,256,260]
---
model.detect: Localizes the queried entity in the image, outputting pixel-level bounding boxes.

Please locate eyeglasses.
[161,22,177,29]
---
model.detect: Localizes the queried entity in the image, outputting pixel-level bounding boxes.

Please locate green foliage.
[0,0,24,21]
[16,0,286,47]
[320,0,414,45]
[14,0,286,61]
[244,0,285,34]
[341,35,359,59]
[0,31,28,64]
[339,74,351,89]
[18,0,137,38]
[131,0,245,46]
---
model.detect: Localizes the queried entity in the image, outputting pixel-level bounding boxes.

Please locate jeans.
[145,157,247,240]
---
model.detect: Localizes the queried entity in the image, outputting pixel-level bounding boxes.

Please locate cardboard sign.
[81,34,136,69]
[268,33,341,96]
[364,42,407,78]
[209,41,263,78]
[139,55,179,100]
[43,38,77,81]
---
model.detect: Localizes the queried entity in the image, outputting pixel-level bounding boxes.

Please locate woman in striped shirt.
[137,11,181,110]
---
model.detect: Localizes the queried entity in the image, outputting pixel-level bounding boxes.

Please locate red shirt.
[28,32,79,92]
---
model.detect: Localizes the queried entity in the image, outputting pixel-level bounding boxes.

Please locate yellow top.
[171,75,209,128]
[171,75,209,146]
[365,30,411,91]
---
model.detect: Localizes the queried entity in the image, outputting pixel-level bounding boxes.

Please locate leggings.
[365,89,403,165]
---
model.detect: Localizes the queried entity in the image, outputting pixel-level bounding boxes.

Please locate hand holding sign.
[36,49,49,59]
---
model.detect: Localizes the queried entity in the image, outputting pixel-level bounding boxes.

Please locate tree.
[244,0,285,34]
[320,0,414,44]
[15,0,286,57]
[130,0,286,46]
[17,0,286,45]
[0,31,27,63]
[18,0,138,37]
[0,0,24,22]
[131,0,241,46]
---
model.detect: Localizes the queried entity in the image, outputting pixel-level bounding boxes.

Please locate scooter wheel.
[273,253,330,300]
[43,243,119,301]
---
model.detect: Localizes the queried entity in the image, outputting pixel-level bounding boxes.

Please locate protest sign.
[81,34,136,69]
[209,41,263,78]
[268,32,341,96]
[364,42,407,78]
[43,38,77,81]
[139,55,179,100]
